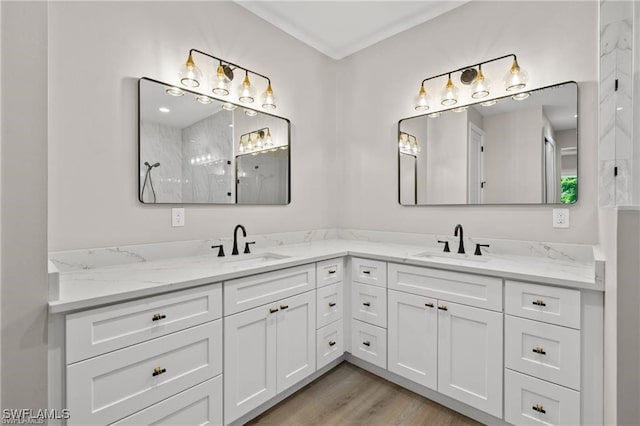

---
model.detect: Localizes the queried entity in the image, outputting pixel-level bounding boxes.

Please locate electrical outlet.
[172,208,185,227]
[553,208,569,228]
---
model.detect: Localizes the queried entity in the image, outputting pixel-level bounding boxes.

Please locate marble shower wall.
[139,121,183,203]
[181,109,234,203]
[600,0,634,206]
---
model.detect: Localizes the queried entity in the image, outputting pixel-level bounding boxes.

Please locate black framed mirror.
[398,81,578,205]
[138,77,290,204]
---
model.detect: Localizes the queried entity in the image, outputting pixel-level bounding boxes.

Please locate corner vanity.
[48,232,604,426]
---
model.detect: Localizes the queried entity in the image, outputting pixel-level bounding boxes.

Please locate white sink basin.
[220,252,290,267]
[413,251,491,263]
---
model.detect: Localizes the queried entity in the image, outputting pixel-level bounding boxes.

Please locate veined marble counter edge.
[48,229,605,315]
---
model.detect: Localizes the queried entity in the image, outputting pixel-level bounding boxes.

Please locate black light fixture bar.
[419,53,516,87]
[190,49,271,85]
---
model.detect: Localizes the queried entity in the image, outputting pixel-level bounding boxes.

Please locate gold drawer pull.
[329,340,336,347]
[362,340,371,347]
[328,302,337,307]
[438,305,448,311]
[425,302,435,308]
[532,300,547,307]
[532,347,547,355]
[152,367,167,377]
[532,404,546,414]
[152,313,166,321]
[280,304,289,310]
[269,307,279,314]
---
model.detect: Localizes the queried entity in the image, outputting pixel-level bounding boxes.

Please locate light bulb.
[239,139,245,153]
[504,58,529,91]
[179,53,202,87]
[247,134,254,150]
[212,64,231,96]
[261,83,277,109]
[238,72,255,103]
[196,95,213,105]
[441,75,458,106]
[398,134,405,149]
[414,86,429,111]
[166,87,184,97]
[470,67,490,99]
[512,92,530,101]
[256,133,264,149]
[265,129,273,147]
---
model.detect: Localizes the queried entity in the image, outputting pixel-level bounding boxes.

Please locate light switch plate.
[553,208,569,228]
[172,208,185,227]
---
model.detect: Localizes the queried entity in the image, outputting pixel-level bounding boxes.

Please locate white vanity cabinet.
[316,258,345,369]
[504,280,584,426]
[350,258,388,369]
[223,265,316,425]
[387,263,503,418]
[64,285,223,426]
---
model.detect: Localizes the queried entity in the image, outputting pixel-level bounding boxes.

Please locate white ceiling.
[234,1,470,60]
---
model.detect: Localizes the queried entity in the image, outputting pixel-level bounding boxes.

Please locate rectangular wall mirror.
[138,77,290,204]
[398,81,578,205]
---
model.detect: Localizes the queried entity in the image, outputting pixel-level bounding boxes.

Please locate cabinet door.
[276,290,316,393]
[438,301,503,418]
[224,304,277,424]
[388,290,437,390]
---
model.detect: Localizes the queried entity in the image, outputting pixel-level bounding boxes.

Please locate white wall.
[337,1,598,243]
[48,1,337,250]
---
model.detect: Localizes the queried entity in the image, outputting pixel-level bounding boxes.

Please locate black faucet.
[454,224,465,254]
[232,224,247,255]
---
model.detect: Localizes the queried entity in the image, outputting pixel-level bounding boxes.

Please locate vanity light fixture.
[179,49,278,109]
[399,131,420,155]
[413,54,528,112]
[239,127,274,155]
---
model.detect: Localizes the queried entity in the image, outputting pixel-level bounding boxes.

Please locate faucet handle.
[244,241,256,254]
[437,240,450,253]
[211,244,225,257]
[474,244,490,256]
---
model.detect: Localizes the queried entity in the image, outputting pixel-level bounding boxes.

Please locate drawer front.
[351,282,387,328]
[111,375,223,425]
[317,282,343,328]
[351,319,387,369]
[351,258,387,287]
[224,264,316,315]
[505,281,580,329]
[66,284,222,364]
[505,369,580,426]
[317,319,344,370]
[316,258,344,287]
[505,316,580,390]
[388,263,502,311]
[67,320,222,426]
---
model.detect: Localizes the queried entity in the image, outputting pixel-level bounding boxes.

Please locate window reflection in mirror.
[398,82,578,205]
[138,77,290,205]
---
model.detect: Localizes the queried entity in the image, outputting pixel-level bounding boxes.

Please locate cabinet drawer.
[505,281,580,329]
[67,320,222,426]
[388,263,502,311]
[317,319,344,370]
[66,284,222,364]
[351,258,387,287]
[352,282,387,328]
[316,258,343,287]
[351,319,387,369]
[505,369,580,426]
[224,264,316,315]
[505,316,580,390]
[317,282,343,328]
[111,375,222,425]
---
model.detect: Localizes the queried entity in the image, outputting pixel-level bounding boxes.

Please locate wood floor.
[246,362,483,426]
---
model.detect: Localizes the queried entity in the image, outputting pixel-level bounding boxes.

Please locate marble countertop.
[49,238,603,314]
